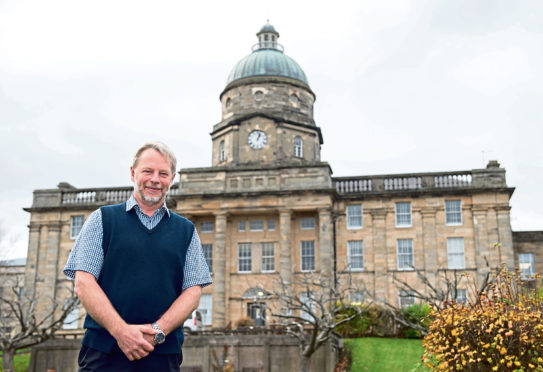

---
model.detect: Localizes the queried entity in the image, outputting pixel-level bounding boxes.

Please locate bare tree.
[0,277,79,372]
[387,261,494,335]
[270,272,363,372]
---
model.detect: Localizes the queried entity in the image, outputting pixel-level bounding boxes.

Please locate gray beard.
[133,182,168,205]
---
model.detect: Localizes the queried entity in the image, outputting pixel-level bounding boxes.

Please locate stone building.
[23,23,541,330]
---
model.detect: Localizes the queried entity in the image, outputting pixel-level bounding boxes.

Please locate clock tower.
[211,22,323,167]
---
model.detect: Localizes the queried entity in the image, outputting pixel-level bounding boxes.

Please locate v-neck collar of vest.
[126,205,170,235]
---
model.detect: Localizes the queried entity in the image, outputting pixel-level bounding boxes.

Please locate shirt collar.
[126,194,170,217]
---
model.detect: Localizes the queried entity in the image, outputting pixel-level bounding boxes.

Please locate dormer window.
[294,136,303,158]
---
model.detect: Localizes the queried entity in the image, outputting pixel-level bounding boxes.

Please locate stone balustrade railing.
[334,170,489,194]
[59,185,179,205]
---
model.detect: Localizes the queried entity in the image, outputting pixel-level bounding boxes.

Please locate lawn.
[0,350,31,372]
[345,337,429,372]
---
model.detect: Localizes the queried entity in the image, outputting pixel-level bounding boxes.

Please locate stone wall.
[28,333,338,372]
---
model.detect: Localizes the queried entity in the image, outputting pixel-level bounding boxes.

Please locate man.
[64,141,212,371]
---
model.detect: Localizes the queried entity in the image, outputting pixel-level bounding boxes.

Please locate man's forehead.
[135,149,172,169]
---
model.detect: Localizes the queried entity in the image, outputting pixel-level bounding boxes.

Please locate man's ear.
[130,166,135,182]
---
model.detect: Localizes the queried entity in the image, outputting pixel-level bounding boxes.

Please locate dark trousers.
[78,345,183,372]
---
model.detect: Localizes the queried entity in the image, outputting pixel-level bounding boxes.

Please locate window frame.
[519,253,535,280]
[398,290,416,308]
[238,243,252,273]
[249,220,264,232]
[202,243,213,273]
[346,204,362,229]
[300,217,316,230]
[301,241,315,272]
[238,220,246,232]
[219,140,226,162]
[70,215,85,240]
[445,200,462,225]
[347,240,364,271]
[267,219,275,231]
[261,242,275,272]
[395,202,412,227]
[397,239,414,270]
[200,221,214,233]
[294,136,303,158]
[447,237,465,270]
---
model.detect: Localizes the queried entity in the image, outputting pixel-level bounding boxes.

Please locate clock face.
[248,130,268,149]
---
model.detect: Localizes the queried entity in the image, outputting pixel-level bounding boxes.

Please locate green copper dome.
[226,23,309,87]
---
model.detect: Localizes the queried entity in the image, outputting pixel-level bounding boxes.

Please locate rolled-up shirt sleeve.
[63,209,104,280]
[182,229,212,290]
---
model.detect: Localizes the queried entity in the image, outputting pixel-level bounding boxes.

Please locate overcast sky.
[1,0,542,260]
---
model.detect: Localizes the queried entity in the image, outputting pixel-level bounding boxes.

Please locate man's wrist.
[151,322,166,344]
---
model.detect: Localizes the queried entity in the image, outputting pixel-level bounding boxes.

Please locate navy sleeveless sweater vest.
[82,202,194,354]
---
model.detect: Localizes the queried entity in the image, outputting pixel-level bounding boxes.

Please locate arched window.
[294,136,303,158]
[219,140,225,162]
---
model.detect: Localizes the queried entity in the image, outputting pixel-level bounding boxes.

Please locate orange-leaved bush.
[422,266,543,371]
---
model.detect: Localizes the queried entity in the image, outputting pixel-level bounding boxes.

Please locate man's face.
[130,149,174,208]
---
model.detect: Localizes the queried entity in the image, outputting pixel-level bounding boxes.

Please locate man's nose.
[150,172,160,182]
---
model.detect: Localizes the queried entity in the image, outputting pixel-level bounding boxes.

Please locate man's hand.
[113,324,156,361]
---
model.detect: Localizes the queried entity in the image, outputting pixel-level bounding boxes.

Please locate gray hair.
[132,141,177,176]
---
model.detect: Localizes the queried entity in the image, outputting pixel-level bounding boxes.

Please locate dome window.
[225,97,232,109]
[254,90,264,101]
[289,94,299,105]
[294,136,303,158]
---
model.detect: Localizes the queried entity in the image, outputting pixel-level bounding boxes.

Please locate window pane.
[447,238,465,269]
[397,239,414,270]
[202,244,213,273]
[399,290,415,308]
[519,253,535,280]
[445,200,462,224]
[238,243,252,272]
[249,220,264,231]
[349,292,365,304]
[300,217,315,230]
[347,205,362,229]
[300,292,315,321]
[238,221,246,232]
[267,219,275,231]
[200,222,214,233]
[261,242,275,272]
[301,241,315,271]
[396,202,412,226]
[70,215,84,239]
[348,240,364,270]
[294,136,303,158]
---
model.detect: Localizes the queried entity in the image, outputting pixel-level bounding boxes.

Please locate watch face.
[155,332,166,344]
[248,130,268,149]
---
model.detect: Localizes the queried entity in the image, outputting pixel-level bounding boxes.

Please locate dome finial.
[256,21,280,51]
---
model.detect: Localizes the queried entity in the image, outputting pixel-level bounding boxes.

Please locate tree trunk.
[300,354,311,372]
[2,348,16,372]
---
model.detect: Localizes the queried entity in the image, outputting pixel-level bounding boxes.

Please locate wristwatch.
[151,322,166,345]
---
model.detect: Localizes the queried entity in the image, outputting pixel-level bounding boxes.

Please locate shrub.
[335,304,397,337]
[422,267,543,371]
[401,303,433,339]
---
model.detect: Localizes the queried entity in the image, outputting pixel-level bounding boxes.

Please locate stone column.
[279,210,292,283]
[23,224,41,297]
[421,207,439,296]
[473,208,490,284]
[36,223,61,322]
[496,206,515,269]
[370,209,387,304]
[213,213,227,328]
[318,209,333,279]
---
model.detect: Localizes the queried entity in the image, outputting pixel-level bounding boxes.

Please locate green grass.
[0,350,31,372]
[345,337,429,372]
